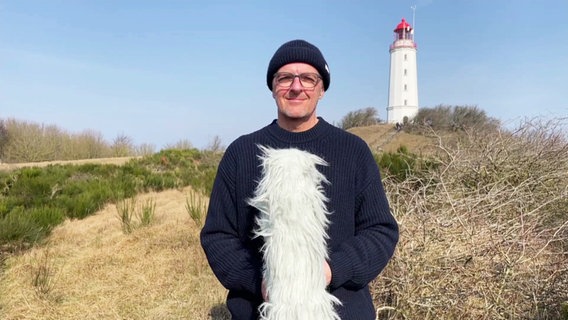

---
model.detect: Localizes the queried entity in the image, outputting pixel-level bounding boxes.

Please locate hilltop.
[348,123,437,154]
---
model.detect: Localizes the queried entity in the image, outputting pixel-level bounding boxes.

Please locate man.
[200,39,399,319]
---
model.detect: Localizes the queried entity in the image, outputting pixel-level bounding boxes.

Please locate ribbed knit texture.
[200,118,399,320]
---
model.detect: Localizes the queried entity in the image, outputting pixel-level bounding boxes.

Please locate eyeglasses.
[273,72,322,88]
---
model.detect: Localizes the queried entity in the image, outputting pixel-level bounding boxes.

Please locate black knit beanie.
[266,39,330,91]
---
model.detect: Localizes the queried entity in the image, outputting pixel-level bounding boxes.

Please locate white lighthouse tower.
[387,18,419,124]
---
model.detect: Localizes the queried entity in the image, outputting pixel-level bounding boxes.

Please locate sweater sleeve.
[328,150,399,290]
[200,148,263,296]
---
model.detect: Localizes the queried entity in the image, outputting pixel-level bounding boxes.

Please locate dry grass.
[0,187,229,320]
[1,120,566,319]
[0,157,136,171]
[372,119,568,319]
[348,124,436,154]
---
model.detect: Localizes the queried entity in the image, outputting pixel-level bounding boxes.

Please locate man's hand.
[262,279,268,301]
[324,260,332,286]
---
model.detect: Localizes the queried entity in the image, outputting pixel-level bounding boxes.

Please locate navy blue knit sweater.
[200,118,399,320]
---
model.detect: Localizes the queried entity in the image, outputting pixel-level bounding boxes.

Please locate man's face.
[272,62,325,126]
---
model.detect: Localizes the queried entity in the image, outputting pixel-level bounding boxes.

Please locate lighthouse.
[387,18,419,124]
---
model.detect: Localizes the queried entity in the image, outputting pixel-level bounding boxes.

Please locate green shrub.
[116,197,156,233]
[185,190,207,227]
[561,302,568,319]
[4,168,60,208]
[0,148,220,247]
[31,248,58,298]
[138,198,156,227]
[376,146,435,182]
[143,172,177,191]
[0,206,64,245]
[116,197,136,234]
[58,191,108,219]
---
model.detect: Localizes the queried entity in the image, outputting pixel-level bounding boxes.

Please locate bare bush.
[72,130,111,159]
[374,117,568,319]
[0,119,8,160]
[2,119,61,162]
[1,119,115,162]
[410,104,500,132]
[205,135,225,154]
[339,107,380,130]
[164,139,193,150]
[111,134,135,157]
[59,129,111,160]
[135,143,156,156]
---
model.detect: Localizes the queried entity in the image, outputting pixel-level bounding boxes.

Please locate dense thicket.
[374,117,568,319]
[406,104,501,132]
[0,118,147,163]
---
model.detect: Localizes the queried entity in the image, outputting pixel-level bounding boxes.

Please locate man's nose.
[289,76,303,91]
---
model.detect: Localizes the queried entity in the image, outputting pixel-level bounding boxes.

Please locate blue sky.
[1,1,567,150]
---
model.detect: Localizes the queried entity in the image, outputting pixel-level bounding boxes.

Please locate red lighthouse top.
[394,18,412,32]
[390,18,416,49]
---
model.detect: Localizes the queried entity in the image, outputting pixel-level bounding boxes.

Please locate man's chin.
[281,113,309,121]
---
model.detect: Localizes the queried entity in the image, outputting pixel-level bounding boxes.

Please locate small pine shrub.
[31,248,58,298]
[138,198,156,227]
[376,146,437,185]
[561,302,568,319]
[143,173,177,191]
[377,146,416,181]
[116,197,136,234]
[185,190,207,227]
